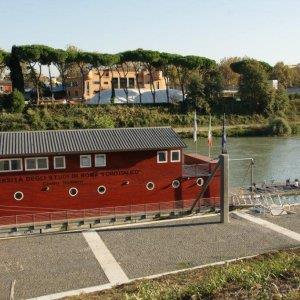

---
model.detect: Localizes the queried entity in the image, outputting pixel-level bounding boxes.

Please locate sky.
[1,0,299,66]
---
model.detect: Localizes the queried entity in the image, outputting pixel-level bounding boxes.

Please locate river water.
[183,136,300,188]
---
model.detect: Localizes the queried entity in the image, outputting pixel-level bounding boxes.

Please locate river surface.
[183,136,300,188]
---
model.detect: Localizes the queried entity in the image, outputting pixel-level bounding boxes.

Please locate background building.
[65,67,166,100]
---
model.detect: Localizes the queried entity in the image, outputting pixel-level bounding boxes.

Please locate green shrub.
[7,89,26,113]
[268,117,292,136]
[0,113,28,131]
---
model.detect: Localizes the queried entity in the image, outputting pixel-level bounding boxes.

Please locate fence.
[182,164,210,178]
[0,197,220,229]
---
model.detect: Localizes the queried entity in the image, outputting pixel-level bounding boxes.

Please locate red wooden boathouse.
[0,127,220,217]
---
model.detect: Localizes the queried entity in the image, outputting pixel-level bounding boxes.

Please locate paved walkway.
[233,211,300,242]
[0,212,298,299]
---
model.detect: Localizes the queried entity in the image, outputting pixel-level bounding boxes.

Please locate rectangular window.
[80,155,91,168]
[54,156,66,169]
[120,77,127,88]
[37,158,48,169]
[129,78,135,88]
[95,154,106,167]
[25,158,36,170]
[86,82,90,95]
[171,150,181,162]
[0,158,22,172]
[0,160,10,171]
[112,77,119,88]
[157,151,168,163]
[11,159,22,170]
[25,157,48,171]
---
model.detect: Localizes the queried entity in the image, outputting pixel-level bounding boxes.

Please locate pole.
[250,159,254,192]
[220,154,229,224]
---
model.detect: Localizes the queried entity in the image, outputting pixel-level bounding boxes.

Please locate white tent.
[86,88,183,105]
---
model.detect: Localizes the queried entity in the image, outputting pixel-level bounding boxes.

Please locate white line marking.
[82,230,129,285]
[27,283,113,300]
[27,252,266,300]
[232,211,300,242]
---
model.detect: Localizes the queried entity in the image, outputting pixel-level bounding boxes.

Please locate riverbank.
[176,121,300,138]
[68,248,300,300]
[0,105,299,137]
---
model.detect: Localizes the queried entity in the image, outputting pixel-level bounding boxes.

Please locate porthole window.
[97,185,106,194]
[196,177,204,187]
[172,180,180,189]
[69,187,78,197]
[146,181,155,191]
[14,191,24,201]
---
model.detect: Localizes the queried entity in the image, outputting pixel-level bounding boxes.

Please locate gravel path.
[0,232,108,299]
[98,215,299,279]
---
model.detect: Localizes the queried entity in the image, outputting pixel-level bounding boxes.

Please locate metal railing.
[0,197,220,229]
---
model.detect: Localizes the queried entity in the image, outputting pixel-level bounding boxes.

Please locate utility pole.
[220,154,229,223]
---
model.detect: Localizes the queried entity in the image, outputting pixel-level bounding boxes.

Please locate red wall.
[0,150,221,217]
[0,149,216,216]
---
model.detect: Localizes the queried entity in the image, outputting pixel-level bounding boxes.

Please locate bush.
[9,89,25,113]
[268,117,292,136]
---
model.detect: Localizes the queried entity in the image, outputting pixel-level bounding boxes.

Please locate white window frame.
[54,156,66,169]
[69,187,78,197]
[171,150,181,162]
[146,181,155,191]
[95,154,106,167]
[0,158,23,173]
[157,151,168,163]
[14,191,24,201]
[25,157,49,171]
[80,155,92,168]
[172,180,180,189]
[97,185,107,194]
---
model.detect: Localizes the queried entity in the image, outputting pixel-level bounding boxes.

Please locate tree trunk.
[120,64,129,104]
[164,76,170,103]
[148,66,156,103]
[181,84,185,102]
[34,64,42,105]
[96,69,104,105]
[133,63,142,103]
[48,65,54,101]
[136,74,142,103]
[36,80,40,105]
[81,68,85,100]
[176,66,185,102]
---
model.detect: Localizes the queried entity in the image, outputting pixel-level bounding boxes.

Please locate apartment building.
[65,67,166,99]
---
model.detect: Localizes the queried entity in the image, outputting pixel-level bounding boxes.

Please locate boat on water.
[0,127,220,222]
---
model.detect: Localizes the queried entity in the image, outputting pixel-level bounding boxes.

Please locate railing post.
[220,154,229,224]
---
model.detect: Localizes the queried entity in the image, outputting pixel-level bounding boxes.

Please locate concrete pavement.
[0,212,299,299]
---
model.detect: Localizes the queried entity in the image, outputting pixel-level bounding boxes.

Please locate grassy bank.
[0,104,299,136]
[68,248,300,300]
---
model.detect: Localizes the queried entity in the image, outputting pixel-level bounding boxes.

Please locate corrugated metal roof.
[0,127,186,157]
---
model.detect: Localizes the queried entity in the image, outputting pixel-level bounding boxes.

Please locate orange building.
[0,80,12,94]
[65,67,166,100]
